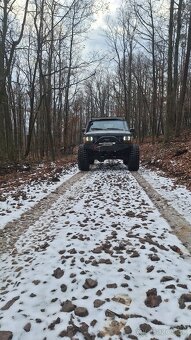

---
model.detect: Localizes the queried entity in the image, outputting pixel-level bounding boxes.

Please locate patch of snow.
[140,166,191,224]
[0,163,191,339]
[0,164,78,230]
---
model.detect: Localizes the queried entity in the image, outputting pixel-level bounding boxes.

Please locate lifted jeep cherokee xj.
[78,117,139,171]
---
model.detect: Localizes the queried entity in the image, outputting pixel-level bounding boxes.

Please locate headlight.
[83,136,93,143]
[123,135,131,142]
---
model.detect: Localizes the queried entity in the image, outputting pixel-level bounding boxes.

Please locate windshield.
[88,119,129,131]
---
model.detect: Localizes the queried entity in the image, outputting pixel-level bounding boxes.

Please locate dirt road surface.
[0,163,191,340]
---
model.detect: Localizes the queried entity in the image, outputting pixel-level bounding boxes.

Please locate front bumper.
[88,143,130,152]
[84,142,131,161]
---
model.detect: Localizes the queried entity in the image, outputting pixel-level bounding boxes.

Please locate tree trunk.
[175,10,191,136]
[173,0,183,125]
[164,0,175,142]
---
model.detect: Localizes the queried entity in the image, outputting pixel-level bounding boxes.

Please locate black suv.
[78,117,139,171]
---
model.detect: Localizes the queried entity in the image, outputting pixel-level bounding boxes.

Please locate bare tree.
[105,1,137,124]
[173,0,183,123]
[62,0,95,153]
[176,7,191,135]
[0,0,29,161]
[134,0,165,141]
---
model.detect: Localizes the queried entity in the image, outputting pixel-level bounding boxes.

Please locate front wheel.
[78,145,90,171]
[128,144,140,171]
[89,158,94,165]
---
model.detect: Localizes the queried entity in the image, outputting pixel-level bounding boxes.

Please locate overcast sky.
[85,0,122,56]
[85,0,169,57]
[92,0,121,29]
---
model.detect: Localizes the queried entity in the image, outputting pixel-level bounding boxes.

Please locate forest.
[0,0,191,162]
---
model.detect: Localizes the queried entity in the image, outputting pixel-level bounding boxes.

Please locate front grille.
[96,136,121,144]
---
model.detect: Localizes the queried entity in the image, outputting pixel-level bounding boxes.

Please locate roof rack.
[89,117,125,121]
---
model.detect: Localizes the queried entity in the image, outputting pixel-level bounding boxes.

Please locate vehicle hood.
[85,130,131,136]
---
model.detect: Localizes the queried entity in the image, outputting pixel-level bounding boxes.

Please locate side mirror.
[82,128,85,133]
[130,128,135,136]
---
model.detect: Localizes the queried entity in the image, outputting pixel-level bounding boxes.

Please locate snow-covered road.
[0,163,191,340]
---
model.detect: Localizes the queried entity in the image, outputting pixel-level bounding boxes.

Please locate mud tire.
[128,144,140,171]
[78,145,90,171]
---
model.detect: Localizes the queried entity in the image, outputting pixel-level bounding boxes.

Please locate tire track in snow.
[0,172,87,254]
[1,163,191,339]
[132,171,191,254]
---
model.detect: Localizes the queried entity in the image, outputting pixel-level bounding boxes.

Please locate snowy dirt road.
[0,163,191,340]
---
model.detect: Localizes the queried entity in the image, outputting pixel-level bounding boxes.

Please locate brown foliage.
[140,131,191,190]
[0,156,76,196]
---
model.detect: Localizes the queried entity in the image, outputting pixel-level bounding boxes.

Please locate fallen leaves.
[140,132,191,190]
[1,296,20,311]
[145,288,162,308]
